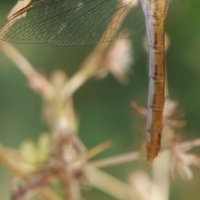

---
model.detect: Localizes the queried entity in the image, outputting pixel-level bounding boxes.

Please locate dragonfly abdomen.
[142,0,167,163]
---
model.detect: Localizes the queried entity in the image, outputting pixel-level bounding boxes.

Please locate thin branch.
[83,140,113,161]
[89,167,134,200]
[151,150,170,200]
[0,42,38,79]
[89,151,141,168]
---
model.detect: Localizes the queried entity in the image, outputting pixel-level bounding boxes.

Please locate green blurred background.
[0,0,200,199]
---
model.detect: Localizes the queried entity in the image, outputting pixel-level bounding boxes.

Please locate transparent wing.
[0,0,144,46]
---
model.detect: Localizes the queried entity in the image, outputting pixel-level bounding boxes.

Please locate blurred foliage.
[0,0,200,200]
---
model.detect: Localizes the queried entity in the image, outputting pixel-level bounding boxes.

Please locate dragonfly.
[0,0,170,163]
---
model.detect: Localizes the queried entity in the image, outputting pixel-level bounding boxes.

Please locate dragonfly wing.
[0,0,144,46]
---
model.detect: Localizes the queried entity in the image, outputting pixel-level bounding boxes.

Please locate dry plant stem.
[0,42,38,79]
[89,151,140,168]
[63,179,81,200]
[60,54,100,100]
[60,34,114,101]
[151,150,170,200]
[89,167,134,200]
[0,41,55,99]
[178,139,200,151]
[0,144,62,200]
[83,140,113,161]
